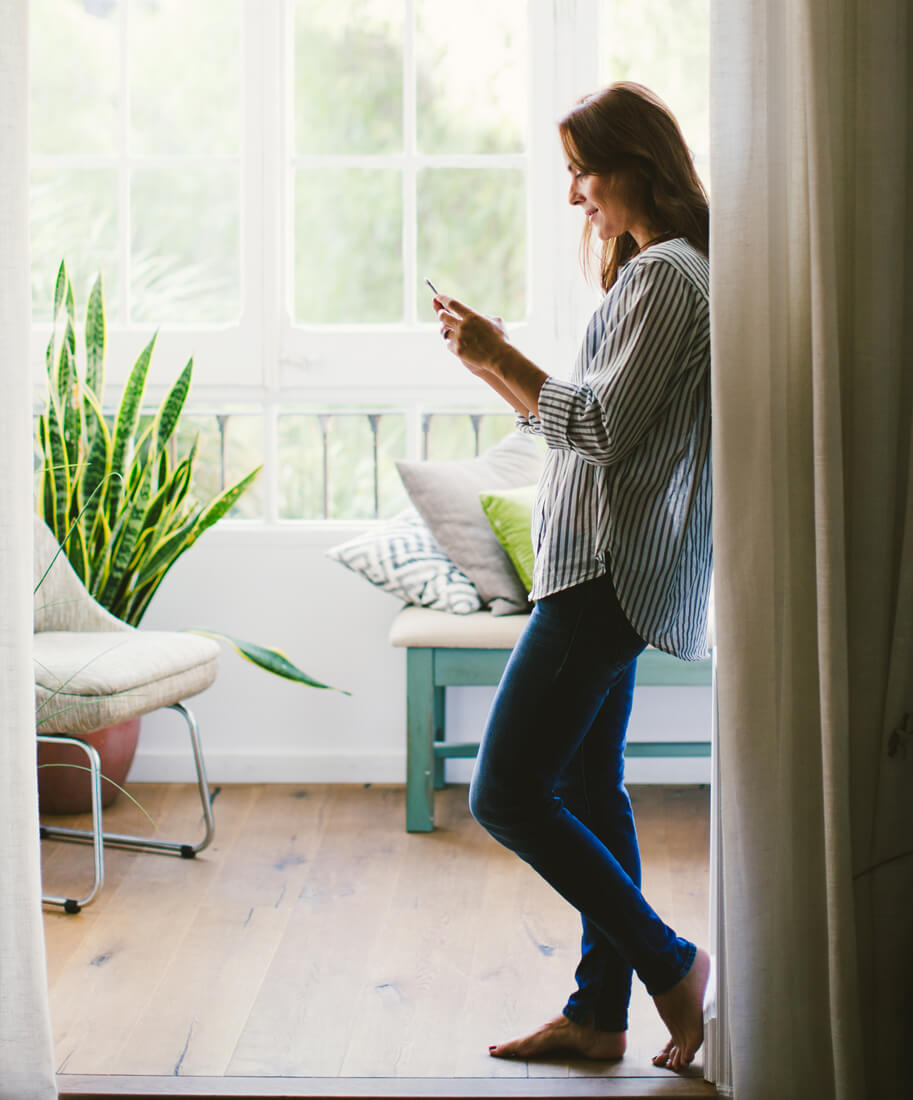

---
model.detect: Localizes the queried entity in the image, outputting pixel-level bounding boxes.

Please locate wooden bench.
[390,606,713,832]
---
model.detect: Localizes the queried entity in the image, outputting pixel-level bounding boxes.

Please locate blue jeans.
[468,573,696,1032]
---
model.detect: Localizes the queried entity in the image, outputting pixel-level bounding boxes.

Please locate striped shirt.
[518,237,712,661]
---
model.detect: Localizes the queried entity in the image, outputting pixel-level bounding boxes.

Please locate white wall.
[130,524,711,787]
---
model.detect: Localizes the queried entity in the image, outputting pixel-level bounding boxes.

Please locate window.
[30,0,709,521]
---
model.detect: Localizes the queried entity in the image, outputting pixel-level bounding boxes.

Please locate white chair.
[34,516,220,913]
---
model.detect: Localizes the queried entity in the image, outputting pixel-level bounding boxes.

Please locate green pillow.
[479,484,537,593]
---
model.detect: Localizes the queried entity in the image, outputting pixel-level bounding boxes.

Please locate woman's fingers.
[442,297,470,319]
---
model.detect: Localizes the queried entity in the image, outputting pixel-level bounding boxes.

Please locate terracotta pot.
[37,717,142,815]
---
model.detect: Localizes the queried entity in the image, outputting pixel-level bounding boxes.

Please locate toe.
[652,1039,673,1067]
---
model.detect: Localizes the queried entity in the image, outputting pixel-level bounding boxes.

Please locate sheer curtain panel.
[0,2,58,1097]
[710,0,912,1098]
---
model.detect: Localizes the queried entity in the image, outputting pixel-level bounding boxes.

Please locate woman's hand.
[432,294,548,417]
[433,295,508,376]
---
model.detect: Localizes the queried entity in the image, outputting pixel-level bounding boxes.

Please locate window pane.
[279,414,325,519]
[416,0,526,154]
[223,413,265,519]
[374,414,409,518]
[30,165,119,323]
[294,0,403,155]
[599,0,709,180]
[172,411,263,519]
[417,168,525,322]
[30,0,119,156]
[130,163,240,323]
[279,411,407,519]
[477,413,520,454]
[294,168,402,324]
[423,413,475,462]
[423,412,516,462]
[130,0,240,156]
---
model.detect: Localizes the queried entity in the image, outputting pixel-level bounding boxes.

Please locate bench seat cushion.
[389,606,530,649]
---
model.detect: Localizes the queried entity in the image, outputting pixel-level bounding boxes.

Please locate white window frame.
[30,1,604,396]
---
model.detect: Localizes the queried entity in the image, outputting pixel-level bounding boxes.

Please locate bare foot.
[489,1015,626,1061]
[651,947,710,1072]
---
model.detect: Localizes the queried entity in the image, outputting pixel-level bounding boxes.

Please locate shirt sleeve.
[515,412,544,435]
[537,259,703,465]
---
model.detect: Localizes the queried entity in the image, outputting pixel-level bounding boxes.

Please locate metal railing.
[34,406,519,522]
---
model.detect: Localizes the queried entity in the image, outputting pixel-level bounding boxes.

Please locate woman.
[432,82,712,1073]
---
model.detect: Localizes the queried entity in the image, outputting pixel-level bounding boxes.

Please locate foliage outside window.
[29,0,709,523]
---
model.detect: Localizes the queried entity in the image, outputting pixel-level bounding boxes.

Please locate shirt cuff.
[537,375,581,450]
[515,411,544,435]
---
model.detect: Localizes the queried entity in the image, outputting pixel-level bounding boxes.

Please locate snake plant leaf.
[108,333,155,518]
[65,278,75,326]
[126,422,156,497]
[165,436,199,507]
[190,630,348,693]
[57,334,82,471]
[45,398,70,539]
[67,518,90,585]
[45,330,55,374]
[192,466,262,539]
[84,273,105,399]
[53,260,67,319]
[55,334,73,410]
[63,311,76,359]
[124,521,203,625]
[79,388,112,536]
[134,515,200,590]
[156,359,192,449]
[157,444,170,488]
[98,461,155,607]
[141,478,174,536]
[37,416,56,529]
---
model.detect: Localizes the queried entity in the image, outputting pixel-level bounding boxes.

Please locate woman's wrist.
[490,343,548,416]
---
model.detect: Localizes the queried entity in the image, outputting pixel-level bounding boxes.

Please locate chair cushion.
[35,630,220,734]
[389,606,530,649]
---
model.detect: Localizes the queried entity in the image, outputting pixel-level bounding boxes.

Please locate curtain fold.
[0,2,58,1097]
[710,1,912,1098]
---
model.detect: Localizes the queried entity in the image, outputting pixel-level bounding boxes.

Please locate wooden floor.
[41,782,713,1097]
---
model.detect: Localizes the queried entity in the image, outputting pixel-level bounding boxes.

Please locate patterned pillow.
[326,509,482,615]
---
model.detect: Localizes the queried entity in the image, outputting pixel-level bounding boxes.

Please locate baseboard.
[127,748,710,786]
[127,749,407,784]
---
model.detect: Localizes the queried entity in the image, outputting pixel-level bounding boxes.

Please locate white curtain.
[710,0,912,1098]
[0,2,58,1097]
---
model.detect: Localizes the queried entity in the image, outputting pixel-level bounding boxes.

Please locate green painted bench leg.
[406,647,435,832]
[432,683,446,790]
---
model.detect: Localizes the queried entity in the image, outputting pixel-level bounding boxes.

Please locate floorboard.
[42,782,712,1098]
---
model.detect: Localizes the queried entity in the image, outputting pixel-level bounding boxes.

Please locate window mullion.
[119,1,131,325]
[250,0,282,521]
[403,0,418,326]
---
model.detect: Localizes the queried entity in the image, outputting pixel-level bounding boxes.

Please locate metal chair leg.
[39,702,215,912]
[39,736,105,913]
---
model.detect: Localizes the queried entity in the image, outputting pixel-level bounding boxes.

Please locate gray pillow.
[396,433,544,615]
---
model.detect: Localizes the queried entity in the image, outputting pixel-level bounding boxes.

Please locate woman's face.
[567,168,641,244]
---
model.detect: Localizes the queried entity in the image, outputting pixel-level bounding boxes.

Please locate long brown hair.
[558,82,709,292]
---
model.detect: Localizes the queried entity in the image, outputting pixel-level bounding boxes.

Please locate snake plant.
[36,261,343,692]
